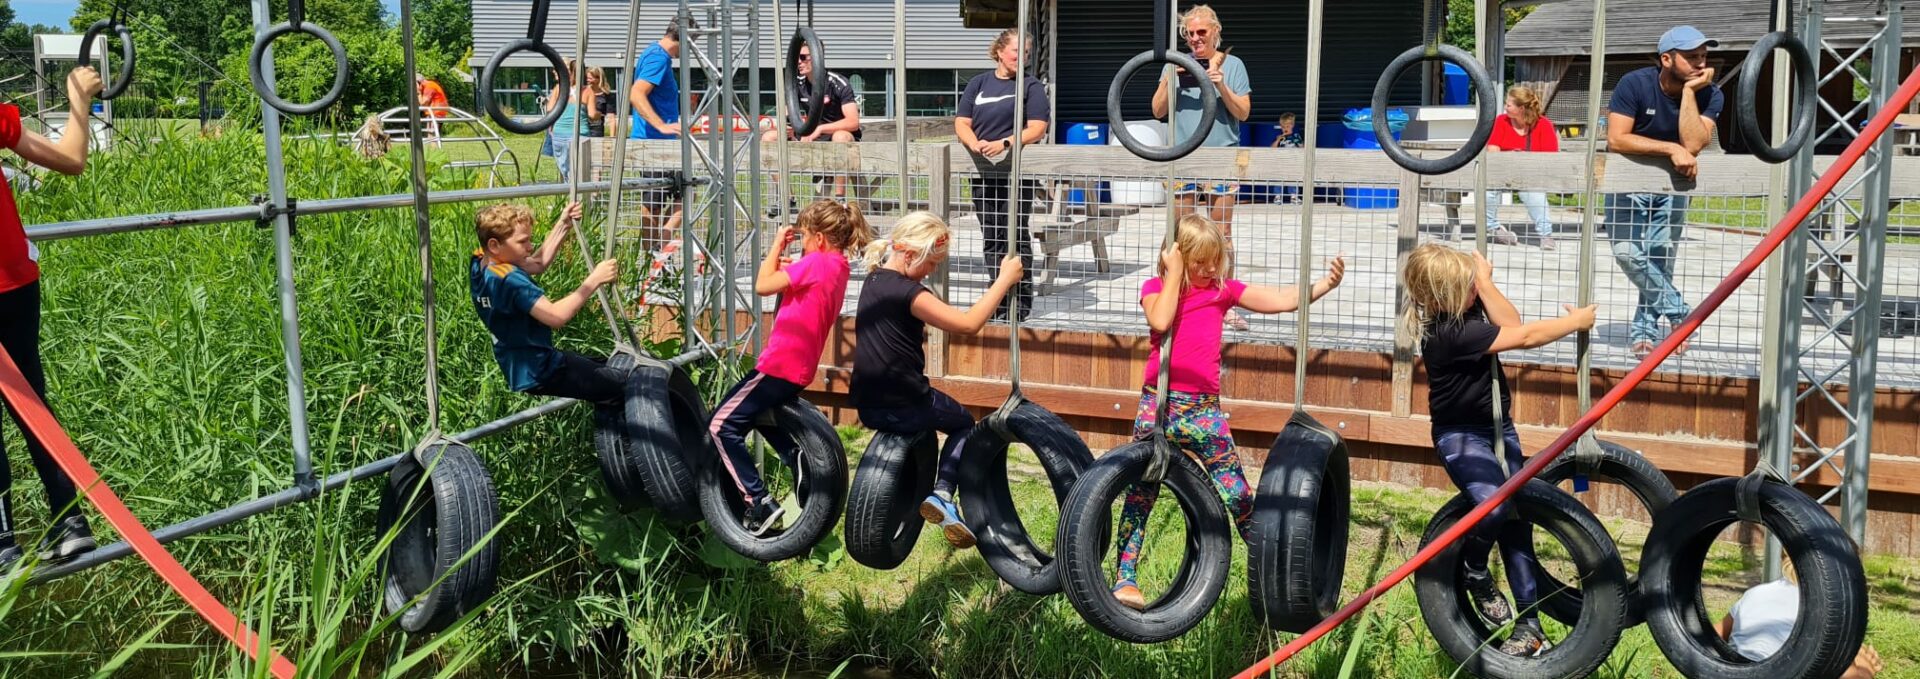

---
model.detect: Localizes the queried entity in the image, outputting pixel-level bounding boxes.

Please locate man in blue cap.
[1605,25,1723,357]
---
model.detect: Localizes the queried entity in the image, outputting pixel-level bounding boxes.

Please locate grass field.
[0,129,1915,677]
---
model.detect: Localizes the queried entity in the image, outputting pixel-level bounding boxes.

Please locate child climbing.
[710,199,873,535]
[851,211,1023,549]
[1111,214,1345,610]
[1399,242,1596,656]
[469,201,628,405]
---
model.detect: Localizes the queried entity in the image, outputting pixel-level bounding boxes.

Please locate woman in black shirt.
[954,28,1050,323]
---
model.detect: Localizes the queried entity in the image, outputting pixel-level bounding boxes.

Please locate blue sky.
[12,0,405,28]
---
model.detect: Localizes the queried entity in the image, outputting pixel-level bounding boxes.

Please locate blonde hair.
[1157,214,1230,287]
[1180,5,1223,48]
[1507,85,1544,127]
[862,211,950,269]
[989,28,1030,62]
[1278,112,1296,124]
[797,199,875,254]
[476,203,534,248]
[1398,243,1478,340]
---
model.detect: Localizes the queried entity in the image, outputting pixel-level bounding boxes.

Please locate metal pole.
[1757,0,1799,582]
[746,0,762,347]
[894,0,908,212]
[721,0,737,353]
[249,0,317,491]
[679,3,697,343]
[1294,0,1323,408]
[1007,0,1028,390]
[1844,0,1898,542]
[1575,0,1607,414]
[400,0,443,434]
[562,0,638,350]
[606,0,645,260]
[1768,0,1819,580]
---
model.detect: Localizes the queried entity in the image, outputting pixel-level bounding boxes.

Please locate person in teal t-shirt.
[469,201,625,403]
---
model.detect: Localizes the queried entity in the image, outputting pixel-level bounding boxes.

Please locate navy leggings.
[857,388,973,495]
[0,282,84,548]
[525,351,627,406]
[708,370,804,504]
[1434,423,1542,622]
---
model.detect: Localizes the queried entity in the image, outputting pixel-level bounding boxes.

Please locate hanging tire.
[1414,480,1629,679]
[957,400,1094,595]
[697,397,849,562]
[1056,440,1232,644]
[845,429,938,570]
[1641,476,1867,679]
[376,442,502,635]
[1248,411,1351,634]
[1533,438,1677,627]
[596,353,704,521]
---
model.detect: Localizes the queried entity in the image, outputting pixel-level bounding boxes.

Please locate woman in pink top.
[1109,215,1345,610]
[708,200,871,535]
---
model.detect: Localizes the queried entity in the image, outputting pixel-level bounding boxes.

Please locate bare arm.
[1219,85,1251,124]
[1151,72,1172,119]
[1143,252,1185,333]
[629,80,677,134]
[912,257,1022,335]
[13,69,102,176]
[1677,72,1716,155]
[521,202,583,275]
[1606,112,1683,157]
[529,258,617,329]
[808,102,861,137]
[1014,119,1047,146]
[1238,257,1345,314]
[954,117,982,149]
[1486,304,1596,353]
[1472,252,1522,328]
[755,226,796,296]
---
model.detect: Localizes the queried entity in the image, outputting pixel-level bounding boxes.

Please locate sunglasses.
[797,53,812,62]
[1187,29,1212,39]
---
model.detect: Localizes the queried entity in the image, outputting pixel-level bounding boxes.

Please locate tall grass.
[2,131,1916,678]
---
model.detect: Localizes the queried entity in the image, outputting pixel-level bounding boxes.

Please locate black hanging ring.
[1371,44,1498,175]
[248,17,349,115]
[1107,49,1218,162]
[786,27,828,137]
[1737,31,1817,164]
[78,19,135,101]
[479,39,570,134]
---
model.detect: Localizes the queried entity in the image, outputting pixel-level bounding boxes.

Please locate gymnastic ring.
[786,27,828,137]
[249,21,350,115]
[77,19,135,101]
[1371,44,1497,175]
[1106,49,1219,162]
[1737,31,1817,164]
[479,39,570,134]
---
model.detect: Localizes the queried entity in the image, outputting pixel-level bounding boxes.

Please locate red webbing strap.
[0,346,298,679]
[1232,62,1920,679]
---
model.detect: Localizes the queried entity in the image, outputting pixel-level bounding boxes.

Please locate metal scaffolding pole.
[248,0,317,492]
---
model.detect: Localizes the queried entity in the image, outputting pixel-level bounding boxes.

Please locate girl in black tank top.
[850,211,1026,549]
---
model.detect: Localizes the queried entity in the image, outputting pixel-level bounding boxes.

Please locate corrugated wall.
[471,0,1004,70]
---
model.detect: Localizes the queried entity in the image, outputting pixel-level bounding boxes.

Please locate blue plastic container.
[1344,127,1401,150]
[1316,122,1347,148]
[1443,63,1469,105]
[1062,122,1109,145]
[1247,122,1282,148]
[1343,187,1400,209]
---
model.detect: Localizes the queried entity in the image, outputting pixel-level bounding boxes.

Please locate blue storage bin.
[1062,122,1109,145]
[1342,187,1400,209]
[1443,63,1469,106]
[1247,122,1282,147]
[1316,122,1347,149]
[1344,127,1401,150]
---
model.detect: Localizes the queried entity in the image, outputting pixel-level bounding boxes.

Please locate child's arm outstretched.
[1238,256,1346,313]
[1143,248,1186,333]
[521,201,583,275]
[754,225,798,296]
[1473,251,1522,327]
[530,258,619,328]
[912,253,1023,335]
[1488,303,1596,352]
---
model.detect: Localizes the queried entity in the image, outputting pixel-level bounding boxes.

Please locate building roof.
[1506,0,1920,57]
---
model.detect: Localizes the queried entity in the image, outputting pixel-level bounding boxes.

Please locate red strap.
[0,346,297,679]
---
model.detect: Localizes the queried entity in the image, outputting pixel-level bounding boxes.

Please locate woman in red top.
[0,67,103,572]
[1485,85,1560,250]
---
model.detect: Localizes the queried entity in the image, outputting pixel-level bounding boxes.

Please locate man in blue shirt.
[1605,25,1723,356]
[627,18,694,252]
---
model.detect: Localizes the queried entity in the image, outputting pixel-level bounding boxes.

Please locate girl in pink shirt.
[1110,215,1345,610]
[709,200,871,534]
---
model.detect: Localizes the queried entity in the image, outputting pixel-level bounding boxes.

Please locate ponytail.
[862,237,895,269]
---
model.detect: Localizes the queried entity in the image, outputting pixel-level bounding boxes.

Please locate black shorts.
[639,169,684,207]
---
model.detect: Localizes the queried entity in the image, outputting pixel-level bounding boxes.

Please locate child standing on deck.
[1110,215,1345,610]
[710,200,872,535]
[1399,243,1596,656]
[851,212,1024,549]
[469,201,627,404]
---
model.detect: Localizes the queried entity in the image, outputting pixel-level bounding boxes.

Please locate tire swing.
[695,396,849,562]
[1532,437,1676,627]
[1641,472,1867,679]
[376,31,503,634]
[1058,11,1229,636]
[951,0,1093,594]
[845,429,938,569]
[1413,480,1629,679]
[593,349,707,520]
[1247,76,1350,634]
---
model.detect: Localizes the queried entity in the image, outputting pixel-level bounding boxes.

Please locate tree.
[1443,0,1536,52]
[415,0,470,58]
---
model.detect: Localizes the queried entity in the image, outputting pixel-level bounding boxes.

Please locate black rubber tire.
[786,28,828,137]
[1534,439,1678,628]
[1737,31,1817,164]
[601,355,704,521]
[1057,440,1232,644]
[1415,480,1629,679]
[478,38,569,134]
[78,20,135,100]
[248,21,350,116]
[697,397,849,562]
[1642,477,1868,679]
[376,442,502,635]
[957,400,1095,595]
[1106,49,1219,162]
[592,352,646,512]
[1371,44,1498,175]
[845,430,937,570]
[1248,411,1352,634]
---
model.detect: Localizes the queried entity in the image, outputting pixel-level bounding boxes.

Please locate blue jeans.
[1433,422,1540,623]
[1606,192,1692,343]
[1485,191,1553,238]
[552,135,574,183]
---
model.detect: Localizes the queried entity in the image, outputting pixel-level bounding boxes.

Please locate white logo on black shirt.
[975,93,1014,105]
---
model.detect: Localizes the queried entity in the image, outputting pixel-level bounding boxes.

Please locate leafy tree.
[415,0,470,57]
[1443,0,1536,52]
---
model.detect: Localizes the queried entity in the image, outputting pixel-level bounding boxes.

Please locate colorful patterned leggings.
[1114,389,1254,584]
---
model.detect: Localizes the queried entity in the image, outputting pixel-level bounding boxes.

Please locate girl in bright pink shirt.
[709,200,871,534]
[1109,215,1344,610]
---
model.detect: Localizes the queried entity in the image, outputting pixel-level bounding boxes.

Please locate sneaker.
[1224,309,1250,331]
[1498,620,1550,657]
[1492,228,1520,247]
[1538,236,1556,251]
[918,492,976,549]
[1464,567,1515,626]
[1112,580,1146,611]
[742,497,786,537]
[1673,336,1691,356]
[1630,340,1655,357]
[38,516,95,563]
